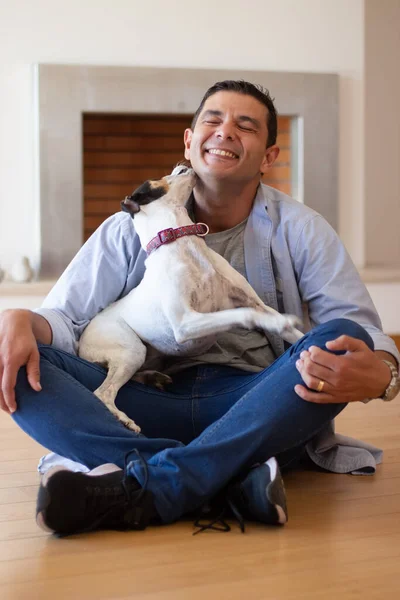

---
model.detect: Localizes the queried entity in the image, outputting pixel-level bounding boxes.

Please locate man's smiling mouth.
[206,148,239,159]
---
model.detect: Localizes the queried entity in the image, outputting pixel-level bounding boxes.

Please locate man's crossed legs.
[12,319,373,535]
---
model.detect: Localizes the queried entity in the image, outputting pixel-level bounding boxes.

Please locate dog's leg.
[79,321,147,433]
[93,360,144,433]
[173,308,303,345]
[206,251,303,342]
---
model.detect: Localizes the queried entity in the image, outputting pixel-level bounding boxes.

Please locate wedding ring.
[316,380,325,392]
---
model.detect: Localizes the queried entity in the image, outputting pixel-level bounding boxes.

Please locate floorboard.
[0,384,399,599]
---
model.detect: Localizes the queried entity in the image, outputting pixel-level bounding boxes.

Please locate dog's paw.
[280,314,302,330]
[277,315,303,342]
[132,370,173,390]
[120,416,141,434]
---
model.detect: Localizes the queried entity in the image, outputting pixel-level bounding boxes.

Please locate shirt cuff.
[374,340,400,366]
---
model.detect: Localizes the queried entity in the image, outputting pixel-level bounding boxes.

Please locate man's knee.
[312,318,374,352]
[16,345,63,391]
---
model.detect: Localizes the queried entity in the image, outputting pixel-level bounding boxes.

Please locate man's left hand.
[294,335,392,404]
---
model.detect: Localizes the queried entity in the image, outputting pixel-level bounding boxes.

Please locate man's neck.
[192,179,260,233]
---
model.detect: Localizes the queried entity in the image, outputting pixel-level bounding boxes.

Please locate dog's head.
[121,165,196,217]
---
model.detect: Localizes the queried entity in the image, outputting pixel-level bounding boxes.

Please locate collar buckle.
[158,228,176,244]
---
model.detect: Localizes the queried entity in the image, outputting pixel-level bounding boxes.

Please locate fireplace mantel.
[36,64,338,278]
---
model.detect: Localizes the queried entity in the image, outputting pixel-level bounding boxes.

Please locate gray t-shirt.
[163,216,276,374]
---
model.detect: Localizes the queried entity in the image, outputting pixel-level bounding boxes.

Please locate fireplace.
[82,112,294,240]
[36,65,338,277]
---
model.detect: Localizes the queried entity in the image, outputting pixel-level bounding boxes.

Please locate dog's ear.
[121,196,140,216]
[121,180,168,216]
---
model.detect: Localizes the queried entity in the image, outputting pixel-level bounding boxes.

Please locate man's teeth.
[208,149,237,159]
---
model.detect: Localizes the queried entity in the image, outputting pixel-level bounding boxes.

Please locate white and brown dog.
[78,166,303,432]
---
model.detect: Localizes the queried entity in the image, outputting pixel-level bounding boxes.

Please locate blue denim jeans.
[13,318,373,523]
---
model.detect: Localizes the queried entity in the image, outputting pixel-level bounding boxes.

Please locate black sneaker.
[36,457,158,536]
[227,457,288,526]
[192,457,287,535]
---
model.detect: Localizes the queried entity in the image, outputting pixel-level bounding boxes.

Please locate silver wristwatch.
[380,360,400,402]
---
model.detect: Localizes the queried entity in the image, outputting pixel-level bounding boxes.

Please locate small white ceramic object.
[10,256,34,283]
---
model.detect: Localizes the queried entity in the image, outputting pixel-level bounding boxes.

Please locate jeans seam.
[191,396,197,438]
[191,368,206,437]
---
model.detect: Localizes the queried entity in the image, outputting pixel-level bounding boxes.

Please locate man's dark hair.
[191,80,278,148]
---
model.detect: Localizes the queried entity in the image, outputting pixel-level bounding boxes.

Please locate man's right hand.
[0,309,42,414]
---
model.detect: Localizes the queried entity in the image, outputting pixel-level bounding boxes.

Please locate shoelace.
[192,495,246,535]
[124,455,247,535]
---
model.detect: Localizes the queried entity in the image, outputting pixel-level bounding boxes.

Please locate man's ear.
[184,129,193,161]
[260,145,280,174]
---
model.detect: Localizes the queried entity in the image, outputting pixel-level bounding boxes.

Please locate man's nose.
[216,122,236,140]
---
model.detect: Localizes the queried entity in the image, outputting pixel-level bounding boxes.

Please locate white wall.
[364,0,400,267]
[4,1,397,333]
[0,0,364,272]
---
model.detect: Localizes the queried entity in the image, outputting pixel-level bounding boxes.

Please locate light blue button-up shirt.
[36,184,399,475]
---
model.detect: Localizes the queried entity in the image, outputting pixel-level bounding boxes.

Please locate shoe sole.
[265,457,287,525]
[37,466,71,532]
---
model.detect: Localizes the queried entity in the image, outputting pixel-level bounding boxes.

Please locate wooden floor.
[0,399,399,600]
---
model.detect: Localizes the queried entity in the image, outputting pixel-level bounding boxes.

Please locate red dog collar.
[146,223,209,255]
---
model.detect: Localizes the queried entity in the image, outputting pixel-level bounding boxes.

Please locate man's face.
[184,91,279,185]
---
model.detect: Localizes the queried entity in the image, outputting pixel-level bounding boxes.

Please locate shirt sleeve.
[294,215,400,364]
[35,213,137,355]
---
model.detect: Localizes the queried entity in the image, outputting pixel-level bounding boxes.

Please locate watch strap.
[381,360,400,402]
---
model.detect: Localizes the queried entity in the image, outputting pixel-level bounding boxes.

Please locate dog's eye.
[171,165,188,177]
